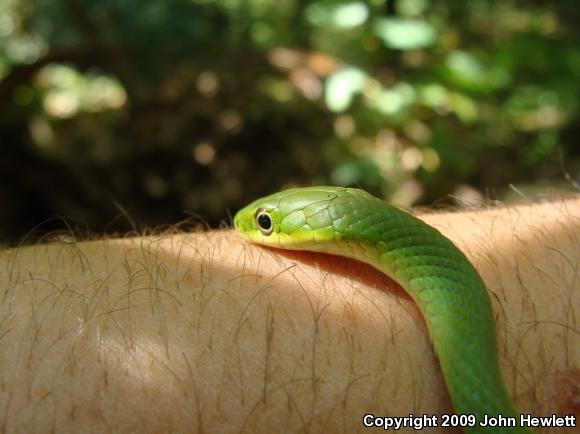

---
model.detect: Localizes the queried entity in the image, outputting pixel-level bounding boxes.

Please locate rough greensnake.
[234,186,531,434]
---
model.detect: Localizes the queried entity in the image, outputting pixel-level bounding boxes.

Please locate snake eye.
[256,210,274,235]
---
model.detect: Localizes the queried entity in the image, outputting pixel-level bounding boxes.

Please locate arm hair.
[0,197,578,433]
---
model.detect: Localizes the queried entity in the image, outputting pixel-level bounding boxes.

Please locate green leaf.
[325,67,366,112]
[305,2,369,29]
[373,18,436,50]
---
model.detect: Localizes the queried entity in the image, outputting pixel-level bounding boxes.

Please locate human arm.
[0,197,578,433]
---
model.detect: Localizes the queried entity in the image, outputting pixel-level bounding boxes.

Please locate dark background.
[1,0,579,244]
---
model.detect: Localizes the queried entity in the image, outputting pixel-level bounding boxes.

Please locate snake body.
[234,186,530,433]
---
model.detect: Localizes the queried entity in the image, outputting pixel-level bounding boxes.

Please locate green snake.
[234,186,531,433]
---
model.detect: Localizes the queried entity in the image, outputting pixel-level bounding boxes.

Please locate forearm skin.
[0,197,578,433]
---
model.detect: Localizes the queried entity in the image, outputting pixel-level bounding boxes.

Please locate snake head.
[234,186,354,249]
[233,193,284,246]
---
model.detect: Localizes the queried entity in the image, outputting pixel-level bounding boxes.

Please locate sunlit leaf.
[418,84,449,108]
[371,83,416,116]
[305,2,369,29]
[446,51,487,90]
[325,67,366,112]
[450,92,478,122]
[373,18,436,50]
[37,64,127,118]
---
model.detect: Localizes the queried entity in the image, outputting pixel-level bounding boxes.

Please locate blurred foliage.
[0,0,579,243]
